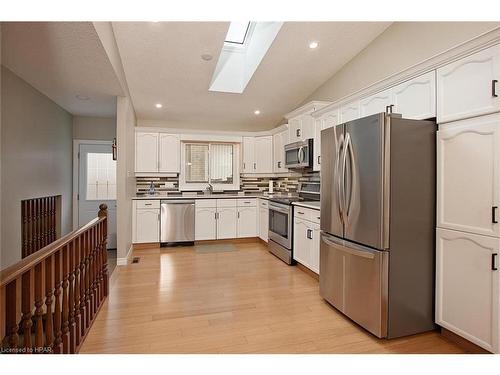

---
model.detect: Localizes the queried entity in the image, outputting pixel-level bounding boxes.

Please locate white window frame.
[179,141,240,191]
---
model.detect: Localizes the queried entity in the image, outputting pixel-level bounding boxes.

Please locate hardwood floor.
[80,241,464,354]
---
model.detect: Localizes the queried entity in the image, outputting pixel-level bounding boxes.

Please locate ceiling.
[1,22,123,117]
[113,22,392,131]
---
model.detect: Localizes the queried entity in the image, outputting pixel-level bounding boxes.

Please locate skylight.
[225,22,250,44]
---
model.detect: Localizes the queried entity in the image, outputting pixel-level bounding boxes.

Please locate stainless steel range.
[268,182,320,264]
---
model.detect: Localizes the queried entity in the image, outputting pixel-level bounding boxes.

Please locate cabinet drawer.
[217,199,238,207]
[294,206,312,221]
[310,211,321,224]
[195,199,217,208]
[136,200,160,209]
[238,198,257,207]
[259,199,269,208]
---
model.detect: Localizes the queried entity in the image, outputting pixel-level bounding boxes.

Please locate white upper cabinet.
[436,228,499,353]
[135,132,159,173]
[273,130,289,173]
[340,101,360,123]
[360,88,393,118]
[136,131,180,174]
[159,133,180,173]
[313,107,339,172]
[242,137,255,173]
[437,114,500,238]
[288,115,315,142]
[437,44,500,123]
[242,136,273,174]
[254,136,273,173]
[393,71,436,119]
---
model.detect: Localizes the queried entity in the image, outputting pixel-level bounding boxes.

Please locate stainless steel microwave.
[284,139,313,169]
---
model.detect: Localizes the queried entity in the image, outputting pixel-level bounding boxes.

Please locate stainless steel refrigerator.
[320,112,436,339]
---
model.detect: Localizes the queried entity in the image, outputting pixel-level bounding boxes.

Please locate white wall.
[305,22,500,103]
[116,96,136,262]
[1,66,73,270]
[73,115,116,141]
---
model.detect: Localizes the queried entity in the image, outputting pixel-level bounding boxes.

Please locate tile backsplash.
[136,171,319,195]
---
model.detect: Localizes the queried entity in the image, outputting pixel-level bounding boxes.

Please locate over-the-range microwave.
[284,139,313,169]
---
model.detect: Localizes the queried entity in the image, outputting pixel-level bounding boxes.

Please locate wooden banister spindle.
[44,255,54,349]
[21,270,33,351]
[5,280,19,349]
[98,204,109,297]
[92,225,98,314]
[73,236,81,347]
[79,231,87,337]
[34,262,45,350]
[53,250,63,353]
[89,226,96,320]
[61,245,70,353]
[68,240,76,353]
[98,221,104,302]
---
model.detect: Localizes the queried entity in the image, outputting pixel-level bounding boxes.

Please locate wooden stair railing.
[0,204,109,354]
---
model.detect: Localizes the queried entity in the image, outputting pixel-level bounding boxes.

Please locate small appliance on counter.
[268,182,320,264]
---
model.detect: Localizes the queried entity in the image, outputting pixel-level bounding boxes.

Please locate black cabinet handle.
[243,162,246,169]
[307,229,313,239]
[278,161,281,168]
[493,80,498,98]
[493,206,498,224]
[492,253,498,271]
[385,104,395,114]
[317,155,321,165]
[296,129,301,137]
[253,162,256,170]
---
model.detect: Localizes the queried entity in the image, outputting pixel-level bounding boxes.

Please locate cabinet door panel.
[136,209,159,243]
[437,44,500,123]
[135,132,159,172]
[340,101,360,123]
[237,207,257,238]
[301,115,315,140]
[159,134,180,173]
[217,207,237,239]
[360,89,392,118]
[436,228,499,353]
[437,115,500,237]
[289,118,302,141]
[293,218,309,266]
[259,207,269,242]
[242,137,255,173]
[393,71,436,119]
[254,136,273,173]
[195,208,217,240]
[311,223,321,274]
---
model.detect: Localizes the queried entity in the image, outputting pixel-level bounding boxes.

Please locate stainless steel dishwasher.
[160,200,195,246]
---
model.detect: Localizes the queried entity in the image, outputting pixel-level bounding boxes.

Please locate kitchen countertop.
[132,193,295,200]
[292,201,321,210]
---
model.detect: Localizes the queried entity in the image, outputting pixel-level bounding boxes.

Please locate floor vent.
[132,257,140,264]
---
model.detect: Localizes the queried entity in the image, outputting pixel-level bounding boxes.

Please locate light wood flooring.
[80,241,464,354]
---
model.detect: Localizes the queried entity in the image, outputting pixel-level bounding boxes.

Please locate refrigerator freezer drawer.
[320,232,389,338]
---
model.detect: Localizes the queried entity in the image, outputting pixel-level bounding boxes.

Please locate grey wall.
[73,115,116,141]
[1,66,73,270]
[305,22,500,103]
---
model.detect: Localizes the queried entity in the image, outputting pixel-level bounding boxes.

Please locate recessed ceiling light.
[254,110,261,115]
[76,94,90,100]
[155,103,163,109]
[201,54,213,61]
[309,41,319,49]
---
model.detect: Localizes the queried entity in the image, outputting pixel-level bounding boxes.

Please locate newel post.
[98,204,109,297]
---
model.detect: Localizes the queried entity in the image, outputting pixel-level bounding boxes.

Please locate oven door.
[268,203,292,249]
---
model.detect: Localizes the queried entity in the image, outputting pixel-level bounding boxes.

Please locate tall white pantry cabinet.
[436,43,500,353]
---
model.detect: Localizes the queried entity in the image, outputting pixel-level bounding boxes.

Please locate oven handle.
[269,204,291,215]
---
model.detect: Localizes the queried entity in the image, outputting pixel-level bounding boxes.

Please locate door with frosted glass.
[78,143,117,248]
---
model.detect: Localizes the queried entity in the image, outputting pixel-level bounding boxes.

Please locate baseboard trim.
[296,262,319,281]
[195,237,260,244]
[440,327,491,354]
[117,244,133,266]
[133,242,160,250]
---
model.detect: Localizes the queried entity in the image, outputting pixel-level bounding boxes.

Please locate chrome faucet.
[206,183,214,194]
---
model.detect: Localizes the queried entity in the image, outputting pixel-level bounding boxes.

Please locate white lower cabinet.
[133,200,160,243]
[217,207,237,239]
[195,206,217,240]
[238,206,257,238]
[293,207,320,274]
[258,199,269,242]
[436,228,499,353]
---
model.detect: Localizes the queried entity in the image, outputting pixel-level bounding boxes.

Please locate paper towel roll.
[269,180,274,194]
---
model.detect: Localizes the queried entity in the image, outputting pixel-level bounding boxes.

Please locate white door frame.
[72,139,114,230]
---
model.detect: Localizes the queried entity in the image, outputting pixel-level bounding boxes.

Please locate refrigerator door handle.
[345,132,356,218]
[321,233,375,259]
[335,135,345,223]
[340,132,350,221]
